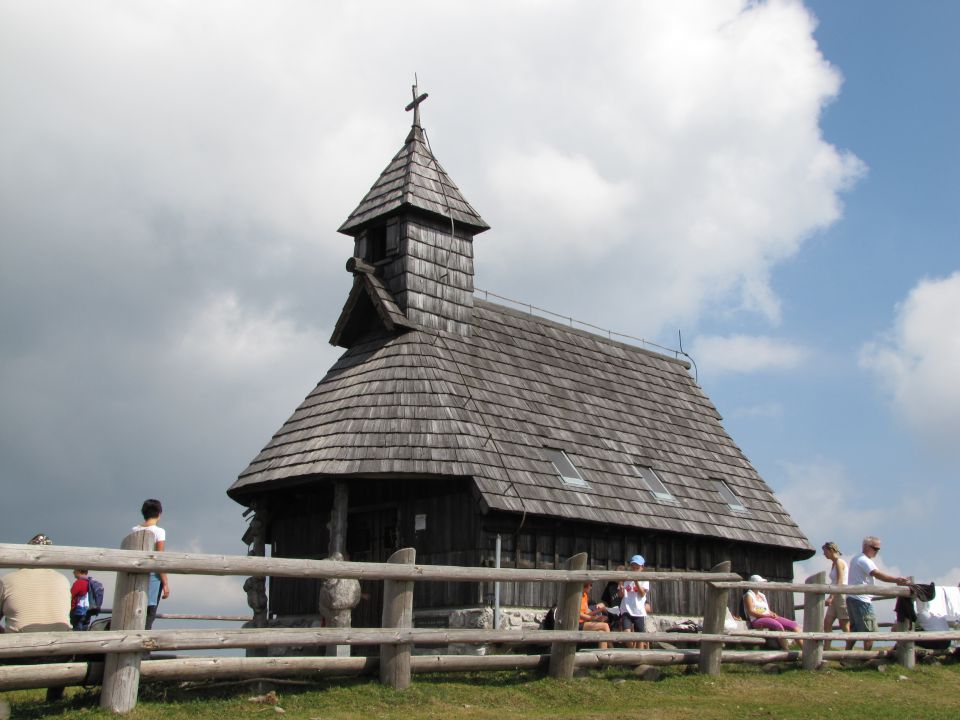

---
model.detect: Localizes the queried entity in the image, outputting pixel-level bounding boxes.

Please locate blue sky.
[1,0,957,617]
[704,0,960,590]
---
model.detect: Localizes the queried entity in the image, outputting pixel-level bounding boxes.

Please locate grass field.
[4,663,960,719]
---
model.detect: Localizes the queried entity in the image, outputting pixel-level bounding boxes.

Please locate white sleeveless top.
[829,559,848,585]
[746,590,769,614]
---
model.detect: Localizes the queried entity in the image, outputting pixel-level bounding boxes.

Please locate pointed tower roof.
[338,86,490,236]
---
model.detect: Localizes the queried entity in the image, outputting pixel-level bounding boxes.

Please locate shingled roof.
[338,123,489,237]
[230,299,812,556]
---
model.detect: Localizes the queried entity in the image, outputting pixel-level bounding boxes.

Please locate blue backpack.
[86,576,105,617]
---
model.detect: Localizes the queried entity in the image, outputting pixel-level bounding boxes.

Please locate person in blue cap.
[620,554,650,648]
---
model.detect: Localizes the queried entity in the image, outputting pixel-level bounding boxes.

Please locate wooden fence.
[1,536,958,714]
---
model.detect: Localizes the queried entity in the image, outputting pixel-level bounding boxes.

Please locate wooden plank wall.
[479,514,798,619]
[264,480,480,621]
[263,486,798,622]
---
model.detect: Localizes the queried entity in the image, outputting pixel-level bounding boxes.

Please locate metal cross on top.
[406,81,428,128]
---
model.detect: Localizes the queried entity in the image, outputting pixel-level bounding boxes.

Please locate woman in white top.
[133,498,169,630]
[821,541,850,648]
[743,575,799,651]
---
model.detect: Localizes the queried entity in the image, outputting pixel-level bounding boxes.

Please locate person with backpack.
[86,574,104,626]
[69,570,91,630]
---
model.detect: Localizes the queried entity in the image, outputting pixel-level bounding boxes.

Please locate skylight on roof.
[634,466,673,501]
[544,448,588,488]
[716,480,747,512]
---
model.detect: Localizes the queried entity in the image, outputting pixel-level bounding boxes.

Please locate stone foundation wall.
[248,607,737,657]
[244,615,324,657]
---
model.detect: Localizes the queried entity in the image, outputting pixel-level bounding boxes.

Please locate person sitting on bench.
[744,575,799,651]
[578,582,610,649]
[0,533,72,701]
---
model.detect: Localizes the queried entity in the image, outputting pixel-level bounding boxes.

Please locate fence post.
[802,571,826,670]
[100,530,154,714]
[548,552,587,679]
[379,547,416,690]
[894,618,916,669]
[698,561,731,676]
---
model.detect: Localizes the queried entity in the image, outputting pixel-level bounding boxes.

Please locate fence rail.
[1,538,957,715]
[0,543,736,583]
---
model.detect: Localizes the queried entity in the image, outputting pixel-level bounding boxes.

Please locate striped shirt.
[0,568,71,632]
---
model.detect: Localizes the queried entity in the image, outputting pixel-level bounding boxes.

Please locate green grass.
[4,663,960,719]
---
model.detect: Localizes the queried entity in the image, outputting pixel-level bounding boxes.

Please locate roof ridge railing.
[475,287,683,359]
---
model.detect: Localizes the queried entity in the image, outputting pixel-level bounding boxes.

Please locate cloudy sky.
[2,0,957,619]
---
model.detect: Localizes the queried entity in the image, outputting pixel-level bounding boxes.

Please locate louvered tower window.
[363,218,401,264]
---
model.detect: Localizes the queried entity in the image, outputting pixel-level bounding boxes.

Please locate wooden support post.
[802,571,826,670]
[548,552,587,679]
[100,530,154,714]
[698,561,732,676]
[328,482,348,558]
[325,483,351,658]
[894,618,916,669]
[379,547,415,690]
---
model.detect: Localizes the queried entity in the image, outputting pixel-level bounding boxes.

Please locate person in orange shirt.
[578,582,611,649]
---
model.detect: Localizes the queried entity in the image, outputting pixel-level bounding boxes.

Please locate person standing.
[821,542,850,649]
[845,535,908,651]
[133,499,170,630]
[620,555,650,649]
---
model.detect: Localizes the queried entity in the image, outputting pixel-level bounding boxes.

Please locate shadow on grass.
[9,688,101,720]
[413,670,543,687]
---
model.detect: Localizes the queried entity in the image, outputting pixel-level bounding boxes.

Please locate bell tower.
[335,85,489,342]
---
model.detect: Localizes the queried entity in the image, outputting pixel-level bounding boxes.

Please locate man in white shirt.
[845,535,908,650]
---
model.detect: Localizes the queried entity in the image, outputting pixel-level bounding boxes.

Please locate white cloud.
[860,272,960,455]
[0,0,861,341]
[692,334,810,374]
[776,459,887,550]
[0,0,863,551]
[934,568,960,589]
[776,458,934,589]
[477,2,864,334]
[488,146,632,257]
[172,292,332,379]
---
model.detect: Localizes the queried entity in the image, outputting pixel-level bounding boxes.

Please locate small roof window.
[544,448,588,488]
[634,466,674,501]
[716,480,747,512]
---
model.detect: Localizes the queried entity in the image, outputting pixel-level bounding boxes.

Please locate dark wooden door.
[347,506,399,629]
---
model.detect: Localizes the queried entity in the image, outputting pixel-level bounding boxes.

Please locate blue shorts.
[147,573,162,607]
[847,597,877,632]
[621,614,646,633]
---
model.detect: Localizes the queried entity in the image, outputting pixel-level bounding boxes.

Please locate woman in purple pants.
[744,575,799,650]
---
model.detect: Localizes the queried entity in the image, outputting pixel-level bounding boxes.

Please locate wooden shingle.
[231,299,811,554]
[338,125,489,236]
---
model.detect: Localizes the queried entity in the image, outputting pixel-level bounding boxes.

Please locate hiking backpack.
[86,576,105,616]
